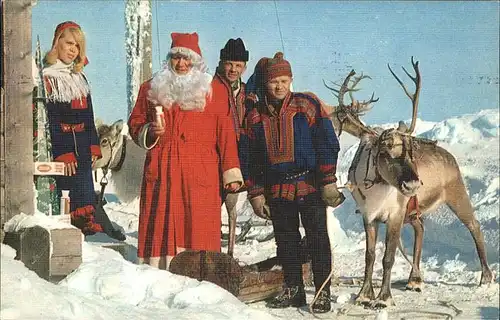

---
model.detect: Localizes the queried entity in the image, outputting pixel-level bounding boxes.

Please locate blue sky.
[32,1,499,125]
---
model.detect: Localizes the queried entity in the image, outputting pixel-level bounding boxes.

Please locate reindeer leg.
[356,216,378,305]
[406,217,424,292]
[371,215,404,309]
[446,189,493,285]
[225,193,239,257]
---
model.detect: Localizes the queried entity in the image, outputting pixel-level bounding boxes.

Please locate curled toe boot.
[311,290,331,313]
[266,286,306,309]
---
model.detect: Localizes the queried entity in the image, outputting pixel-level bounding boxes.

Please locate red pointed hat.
[170,32,202,57]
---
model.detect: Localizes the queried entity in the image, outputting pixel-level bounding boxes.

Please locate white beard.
[147,63,212,111]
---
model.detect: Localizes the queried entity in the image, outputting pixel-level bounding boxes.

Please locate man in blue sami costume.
[241,52,345,313]
[42,21,104,235]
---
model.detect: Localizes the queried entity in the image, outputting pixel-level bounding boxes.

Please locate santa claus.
[128,32,243,270]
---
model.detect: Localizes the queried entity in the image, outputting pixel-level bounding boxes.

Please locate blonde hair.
[44,27,86,73]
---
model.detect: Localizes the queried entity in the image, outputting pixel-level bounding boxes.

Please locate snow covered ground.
[1,109,499,319]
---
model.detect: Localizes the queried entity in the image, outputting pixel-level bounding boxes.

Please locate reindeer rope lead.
[309,206,340,315]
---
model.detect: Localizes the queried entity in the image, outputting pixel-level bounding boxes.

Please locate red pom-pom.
[273,52,284,60]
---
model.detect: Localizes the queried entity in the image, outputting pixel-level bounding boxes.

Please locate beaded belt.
[60,122,85,133]
[283,169,311,180]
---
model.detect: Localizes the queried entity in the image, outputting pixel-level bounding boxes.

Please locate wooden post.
[1,0,6,243]
[1,0,34,228]
[0,86,4,244]
[125,0,152,116]
[141,0,152,84]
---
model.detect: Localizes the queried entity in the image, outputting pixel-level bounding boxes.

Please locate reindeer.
[92,119,145,205]
[335,57,493,309]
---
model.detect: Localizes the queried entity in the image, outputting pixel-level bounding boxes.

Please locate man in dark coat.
[212,38,249,143]
[211,38,253,253]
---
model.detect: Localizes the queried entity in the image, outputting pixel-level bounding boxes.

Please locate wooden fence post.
[1,0,34,229]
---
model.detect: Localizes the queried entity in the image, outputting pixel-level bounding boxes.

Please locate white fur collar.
[43,60,90,102]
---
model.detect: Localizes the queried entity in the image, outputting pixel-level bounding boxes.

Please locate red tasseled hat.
[170,32,202,60]
[264,52,292,82]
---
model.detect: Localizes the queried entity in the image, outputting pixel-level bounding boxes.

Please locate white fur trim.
[137,246,186,271]
[223,167,243,187]
[169,47,202,64]
[138,123,159,150]
[137,256,173,270]
[43,60,90,102]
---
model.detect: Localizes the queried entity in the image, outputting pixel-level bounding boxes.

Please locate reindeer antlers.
[323,70,379,137]
[323,70,379,114]
[325,69,355,108]
[388,56,421,134]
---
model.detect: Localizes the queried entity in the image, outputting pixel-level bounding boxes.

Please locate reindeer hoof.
[355,295,372,306]
[480,270,494,285]
[369,298,394,309]
[405,281,423,292]
[405,286,422,293]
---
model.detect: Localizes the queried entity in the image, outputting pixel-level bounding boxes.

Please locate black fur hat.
[220,38,249,62]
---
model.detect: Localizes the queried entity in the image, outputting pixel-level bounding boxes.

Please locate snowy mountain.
[1,109,499,319]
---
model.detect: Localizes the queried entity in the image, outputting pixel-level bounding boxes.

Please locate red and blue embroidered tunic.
[45,89,101,163]
[241,91,340,202]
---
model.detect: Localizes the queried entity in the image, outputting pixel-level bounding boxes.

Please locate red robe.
[128,81,242,258]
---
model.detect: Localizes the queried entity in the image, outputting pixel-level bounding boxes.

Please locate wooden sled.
[169,250,311,303]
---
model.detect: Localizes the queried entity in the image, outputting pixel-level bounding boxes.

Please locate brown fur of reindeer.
[343,57,493,309]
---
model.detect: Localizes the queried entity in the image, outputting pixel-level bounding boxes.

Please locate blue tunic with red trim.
[44,67,103,234]
[241,92,340,202]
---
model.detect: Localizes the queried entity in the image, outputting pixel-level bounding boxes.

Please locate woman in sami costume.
[43,21,103,235]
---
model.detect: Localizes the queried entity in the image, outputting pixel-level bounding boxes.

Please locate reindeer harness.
[95,134,127,206]
[348,130,437,222]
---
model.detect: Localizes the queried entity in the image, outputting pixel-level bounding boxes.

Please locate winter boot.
[266,286,306,308]
[94,201,126,241]
[311,289,331,313]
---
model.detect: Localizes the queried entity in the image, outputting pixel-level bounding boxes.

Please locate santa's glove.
[249,194,271,220]
[321,183,345,208]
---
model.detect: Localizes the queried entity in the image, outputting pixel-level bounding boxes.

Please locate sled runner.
[169,237,313,303]
[169,250,284,302]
